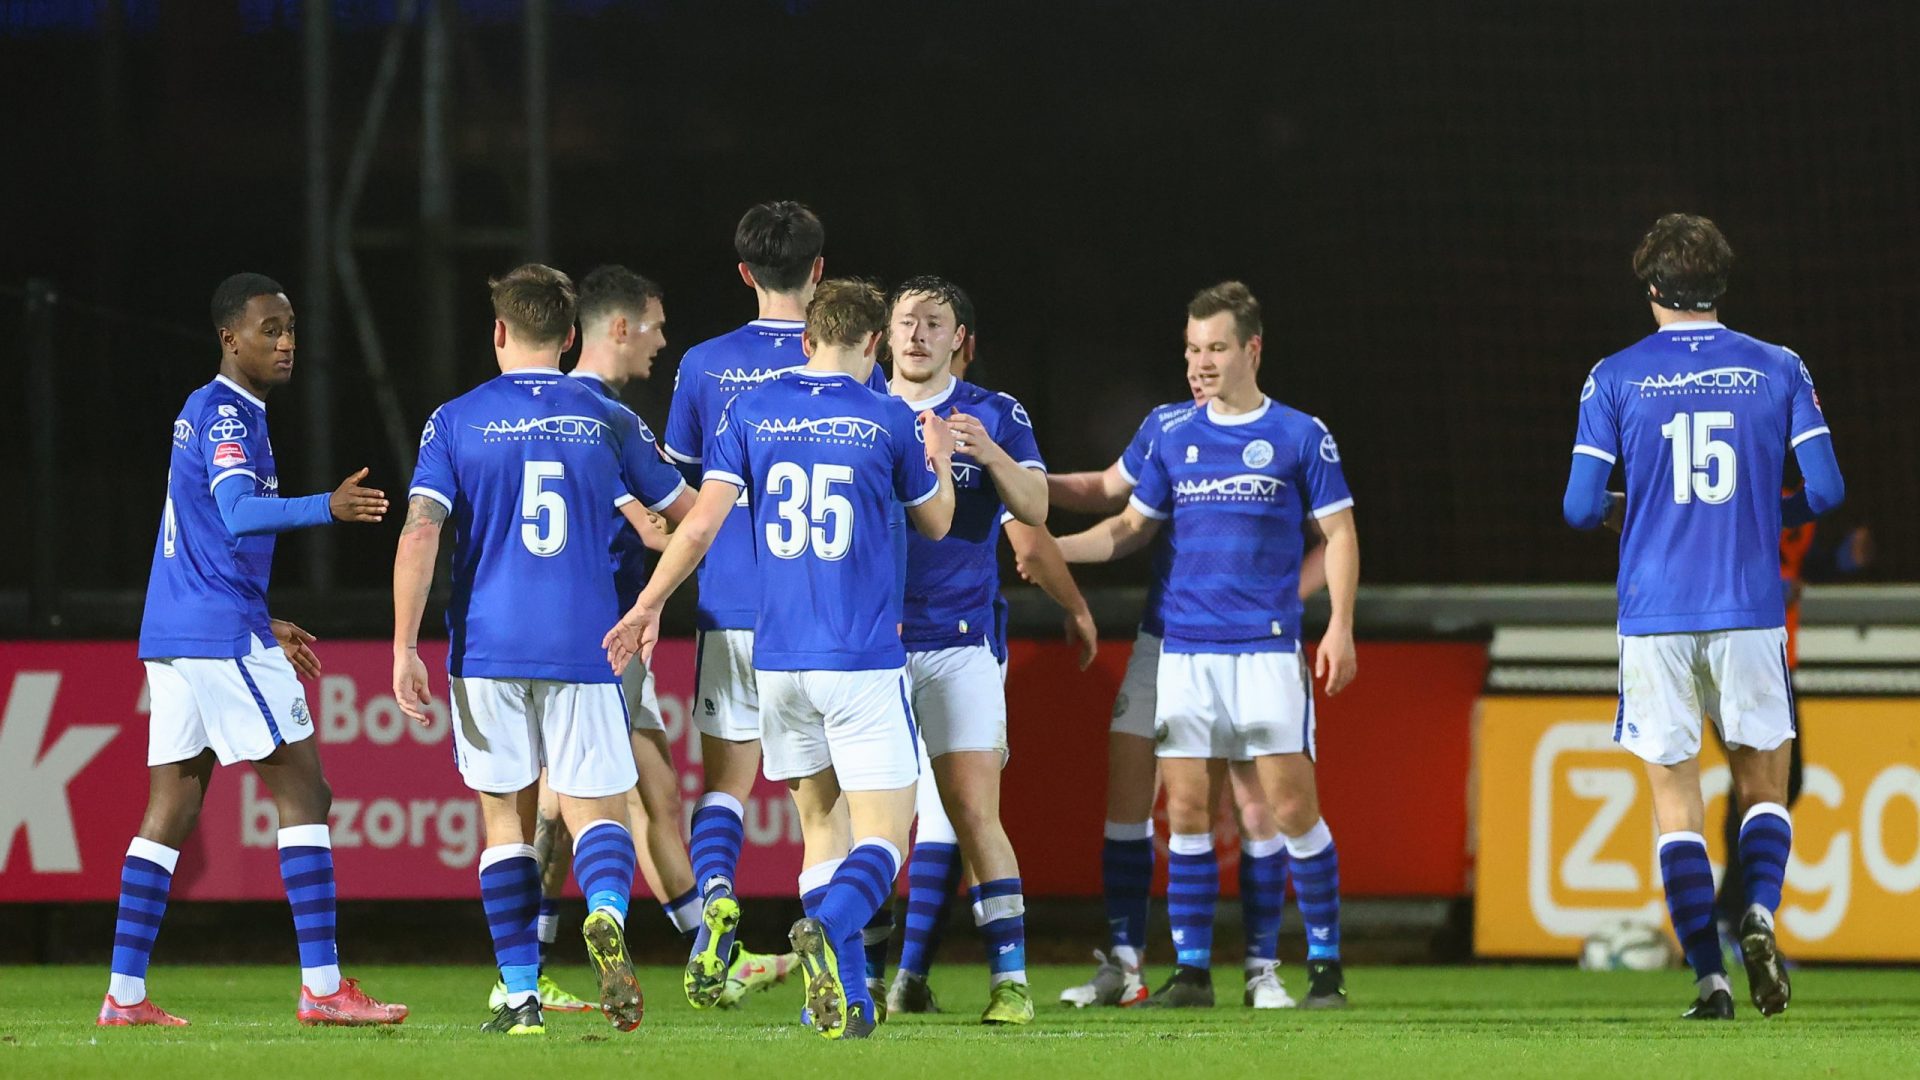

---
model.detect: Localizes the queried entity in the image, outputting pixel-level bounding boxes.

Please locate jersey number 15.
[1660,410,1736,505]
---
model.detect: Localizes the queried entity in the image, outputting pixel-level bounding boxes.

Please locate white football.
[1578,920,1680,971]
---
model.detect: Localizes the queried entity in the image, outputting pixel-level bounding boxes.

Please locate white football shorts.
[693,629,761,742]
[621,660,664,733]
[1616,626,1796,766]
[144,633,314,767]
[756,667,919,790]
[1154,649,1315,761]
[905,643,1008,761]
[449,677,638,799]
[1109,630,1162,741]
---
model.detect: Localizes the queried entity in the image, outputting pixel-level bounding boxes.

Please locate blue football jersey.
[1131,398,1353,654]
[570,371,665,609]
[410,368,688,682]
[898,378,1046,652]
[704,369,939,671]
[1574,321,1831,635]
[663,320,891,631]
[139,376,291,658]
[1116,400,1198,639]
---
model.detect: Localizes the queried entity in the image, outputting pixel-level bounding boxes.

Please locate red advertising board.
[1,639,1483,902]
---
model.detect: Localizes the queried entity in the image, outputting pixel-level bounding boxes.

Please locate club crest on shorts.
[1242,439,1274,469]
[291,699,311,727]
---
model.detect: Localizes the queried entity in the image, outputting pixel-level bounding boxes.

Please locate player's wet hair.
[488,263,577,347]
[577,264,663,329]
[1187,280,1263,344]
[1633,213,1734,312]
[805,278,888,347]
[889,275,970,328]
[211,273,286,337]
[735,201,824,294]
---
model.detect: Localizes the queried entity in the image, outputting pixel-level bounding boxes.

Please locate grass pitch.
[6,964,1920,1079]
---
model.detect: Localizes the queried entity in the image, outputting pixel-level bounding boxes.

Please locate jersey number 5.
[765,462,853,561]
[1660,410,1736,505]
[521,460,569,557]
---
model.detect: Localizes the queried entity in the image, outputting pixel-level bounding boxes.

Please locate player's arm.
[907,411,958,541]
[1298,537,1328,599]
[269,618,323,678]
[604,478,736,673]
[947,407,1048,526]
[392,493,448,723]
[1314,507,1359,696]
[1005,519,1098,670]
[623,504,674,553]
[1562,454,1617,531]
[1565,364,1622,531]
[1055,504,1161,563]
[1782,433,1845,527]
[1047,465,1132,516]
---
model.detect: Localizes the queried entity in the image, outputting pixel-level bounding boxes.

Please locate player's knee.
[140,802,199,848]
[1272,794,1320,837]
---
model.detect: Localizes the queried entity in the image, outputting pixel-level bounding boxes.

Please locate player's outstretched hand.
[271,619,322,678]
[331,467,390,523]
[1065,607,1099,670]
[603,602,662,675]
[394,648,434,724]
[919,409,954,463]
[1316,626,1358,696]
[946,411,1005,464]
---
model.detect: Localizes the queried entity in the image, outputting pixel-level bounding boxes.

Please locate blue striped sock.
[1240,837,1288,963]
[277,825,340,995]
[663,886,701,944]
[1659,832,1726,982]
[900,840,962,976]
[1739,805,1793,916]
[971,878,1028,985]
[1102,821,1155,955]
[1287,821,1342,962]
[480,844,543,1005]
[1166,833,1218,970]
[690,792,745,898]
[799,858,872,1018]
[107,838,178,1005]
[817,841,901,943]
[572,819,636,924]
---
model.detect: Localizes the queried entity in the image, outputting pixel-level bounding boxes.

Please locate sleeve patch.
[213,441,248,468]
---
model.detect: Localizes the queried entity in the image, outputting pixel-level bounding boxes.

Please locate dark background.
[3,0,1913,624]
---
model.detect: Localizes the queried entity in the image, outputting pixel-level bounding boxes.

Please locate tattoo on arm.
[401,495,449,538]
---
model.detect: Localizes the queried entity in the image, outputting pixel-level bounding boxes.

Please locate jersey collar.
[898,372,959,411]
[506,366,563,377]
[1659,320,1725,332]
[749,318,804,329]
[1204,395,1272,427]
[215,374,268,411]
[569,369,608,384]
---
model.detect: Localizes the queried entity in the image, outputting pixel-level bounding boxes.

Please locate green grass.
[6,964,1920,1079]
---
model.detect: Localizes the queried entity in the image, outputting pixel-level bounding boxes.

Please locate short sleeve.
[702,398,750,492]
[891,407,941,508]
[1572,362,1620,466]
[662,356,704,467]
[1128,438,1173,520]
[619,412,689,512]
[995,394,1046,472]
[202,401,269,494]
[1786,350,1831,448]
[408,408,455,512]
[1299,418,1354,518]
[1115,411,1159,487]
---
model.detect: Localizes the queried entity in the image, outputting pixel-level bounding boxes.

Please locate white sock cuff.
[695,791,744,818]
[1104,819,1155,842]
[799,858,843,896]
[972,893,1026,925]
[127,837,181,874]
[1657,830,1708,851]
[916,814,959,846]
[1169,832,1214,856]
[573,818,627,849]
[277,824,331,850]
[1284,819,1333,859]
[855,837,904,878]
[1242,833,1288,859]
[1742,803,1791,829]
[479,843,538,872]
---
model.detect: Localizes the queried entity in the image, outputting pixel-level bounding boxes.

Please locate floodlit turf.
[6,964,1920,1079]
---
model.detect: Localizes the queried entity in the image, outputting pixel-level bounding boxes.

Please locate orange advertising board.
[1474,696,1920,960]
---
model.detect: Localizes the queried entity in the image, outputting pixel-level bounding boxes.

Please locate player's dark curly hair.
[735,201,825,294]
[889,275,973,330]
[1633,213,1734,312]
[577,264,663,328]
[211,273,286,337]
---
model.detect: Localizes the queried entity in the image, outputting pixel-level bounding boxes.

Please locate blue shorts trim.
[235,659,284,746]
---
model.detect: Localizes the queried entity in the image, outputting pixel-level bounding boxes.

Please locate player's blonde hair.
[805,278,888,347]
